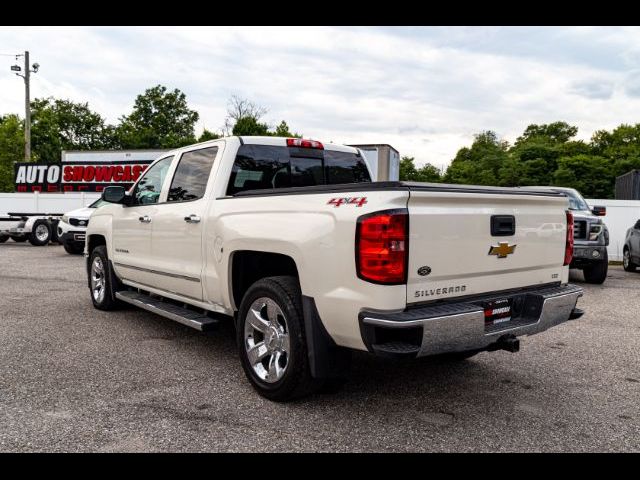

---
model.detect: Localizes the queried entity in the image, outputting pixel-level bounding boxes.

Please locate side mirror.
[102,186,127,204]
[592,206,606,216]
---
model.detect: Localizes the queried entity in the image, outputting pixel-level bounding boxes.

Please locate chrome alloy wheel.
[244,297,290,383]
[35,223,49,242]
[91,256,106,304]
[623,249,630,269]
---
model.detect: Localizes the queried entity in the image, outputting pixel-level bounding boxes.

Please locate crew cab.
[86,136,584,401]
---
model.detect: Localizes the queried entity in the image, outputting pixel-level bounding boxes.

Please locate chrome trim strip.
[114,262,200,283]
[363,310,482,328]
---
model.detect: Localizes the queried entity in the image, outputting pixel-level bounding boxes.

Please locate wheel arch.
[229,249,300,312]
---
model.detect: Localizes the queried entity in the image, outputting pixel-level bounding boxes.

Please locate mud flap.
[302,295,352,380]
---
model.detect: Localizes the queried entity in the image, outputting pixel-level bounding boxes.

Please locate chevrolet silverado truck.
[525,186,609,284]
[86,136,584,401]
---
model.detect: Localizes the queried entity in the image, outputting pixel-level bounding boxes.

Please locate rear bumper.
[359,284,583,358]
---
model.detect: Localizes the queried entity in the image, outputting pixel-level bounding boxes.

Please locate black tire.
[237,276,318,401]
[28,219,52,246]
[88,245,122,311]
[0,235,8,243]
[11,235,27,242]
[64,242,84,255]
[623,247,637,272]
[583,250,608,284]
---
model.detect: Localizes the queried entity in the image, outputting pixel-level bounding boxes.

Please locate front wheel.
[89,245,121,310]
[237,276,318,401]
[623,248,637,272]
[583,250,608,284]
[0,235,8,243]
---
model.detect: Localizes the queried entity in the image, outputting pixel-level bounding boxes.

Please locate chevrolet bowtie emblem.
[488,242,517,258]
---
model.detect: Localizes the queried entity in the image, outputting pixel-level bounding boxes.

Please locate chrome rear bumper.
[359,284,583,358]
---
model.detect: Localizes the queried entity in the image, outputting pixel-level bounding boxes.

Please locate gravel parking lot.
[0,243,638,452]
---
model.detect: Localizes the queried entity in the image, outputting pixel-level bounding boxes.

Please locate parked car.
[623,218,640,272]
[524,186,609,284]
[58,198,109,254]
[86,136,584,401]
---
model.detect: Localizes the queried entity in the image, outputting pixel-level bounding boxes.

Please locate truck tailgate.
[406,187,569,304]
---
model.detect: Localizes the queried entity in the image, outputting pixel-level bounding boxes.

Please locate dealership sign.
[14,150,167,192]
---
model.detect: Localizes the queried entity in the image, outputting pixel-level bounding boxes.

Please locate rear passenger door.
[149,146,219,300]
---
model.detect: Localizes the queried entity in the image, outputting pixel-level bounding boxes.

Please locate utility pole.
[11,51,39,162]
[24,51,30,162]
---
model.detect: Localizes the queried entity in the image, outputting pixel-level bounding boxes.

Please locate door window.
[167,147,218,202]
[132,156,174,205]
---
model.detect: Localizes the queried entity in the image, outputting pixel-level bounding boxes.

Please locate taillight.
[286,138,324,149]
[356,209,408,284]
[564,211,574,266]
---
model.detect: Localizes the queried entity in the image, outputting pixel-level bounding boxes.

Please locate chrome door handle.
[184,214,201,223]
[138,215,152,223]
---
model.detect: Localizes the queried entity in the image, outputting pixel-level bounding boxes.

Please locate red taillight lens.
[564,211,574,266]
[356,209,408,284]
[286,138,324,149]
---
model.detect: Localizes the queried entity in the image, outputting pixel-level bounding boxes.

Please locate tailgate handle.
[491,215,515,236]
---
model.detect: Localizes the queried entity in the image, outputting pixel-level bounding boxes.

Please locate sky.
[3,26,640,169]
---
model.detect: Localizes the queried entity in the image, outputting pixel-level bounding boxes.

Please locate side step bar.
[115,290,219,331]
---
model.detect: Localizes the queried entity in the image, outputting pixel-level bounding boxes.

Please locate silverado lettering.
[414,285,467,298]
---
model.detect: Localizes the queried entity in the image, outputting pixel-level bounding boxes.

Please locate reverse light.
[356,209,408,284]
[286,138,324,149]
[564,211,574,266]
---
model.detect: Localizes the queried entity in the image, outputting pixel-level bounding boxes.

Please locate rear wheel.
[237,276,319,401]
[28,220,52,246]
[623,248,637,272]
[583,250,608,284]
[0,235,8,243]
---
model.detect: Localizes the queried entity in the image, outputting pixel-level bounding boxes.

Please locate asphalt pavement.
[0,243,638,452]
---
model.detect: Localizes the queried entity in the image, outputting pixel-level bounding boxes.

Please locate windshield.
[564,189,590,211]
[89,198,109,209]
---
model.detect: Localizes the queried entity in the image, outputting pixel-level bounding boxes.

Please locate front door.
[112,156,174,285]
[149,146,219,300]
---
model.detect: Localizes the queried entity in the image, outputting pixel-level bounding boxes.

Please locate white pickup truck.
[86,136,584,401]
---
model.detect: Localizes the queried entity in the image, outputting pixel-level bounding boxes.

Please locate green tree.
[515,122,578,145]
[444,131,509,185]
[508,121,579,186]
[0,114,24,192]
[553,155,614,198]
[115,85,199,149]
[273,120,301,138]
[31,98,113,163]
[197,129,221,142]
[232,116,270,136]
[399,156,441,182]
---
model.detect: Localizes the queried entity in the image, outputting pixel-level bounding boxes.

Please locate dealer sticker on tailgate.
[483,298,512,326]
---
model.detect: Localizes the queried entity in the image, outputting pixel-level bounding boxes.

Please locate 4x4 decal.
[327,197,368,208]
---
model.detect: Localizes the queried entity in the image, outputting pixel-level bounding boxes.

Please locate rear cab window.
[226,144,371,195]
